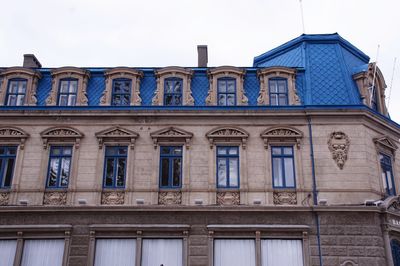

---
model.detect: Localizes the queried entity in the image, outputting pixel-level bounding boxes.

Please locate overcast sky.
[1,0,400,121]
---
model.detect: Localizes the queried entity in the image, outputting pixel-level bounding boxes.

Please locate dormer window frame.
[268,77,289,106]
[257,67,299,106]
[0,67,42,106]
[164,77,183,106]
[57,78,78,106]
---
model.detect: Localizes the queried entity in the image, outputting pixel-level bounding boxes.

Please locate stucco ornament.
[101,191,125,205]
[0,192,10,206]
[43,191,67,205]
[340,260,358,266]
[216,192,240,205]
[158,191,182,205]
[273,192,297,205]
[328,131,350,169]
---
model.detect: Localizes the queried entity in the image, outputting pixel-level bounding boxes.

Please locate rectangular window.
[141,239,183,266]
[21,239,65,266]
[261,239,304,266]
[217,78,236,106]
[6,79,27,106]
[160,146,182,188]
[217,146,239,188]
[46,146,72,188]
[370,85,378,111]
[58,79,78,106]
[269,78,288,106]
[214,239,256,266]
[271,146,295,188]
[164,78,182,106]
[0,239,17,266]
[112,79,131,106]
[103,146,128,188]
[380,153,396,196]
[0,146,17,188]
[95,239,136,266]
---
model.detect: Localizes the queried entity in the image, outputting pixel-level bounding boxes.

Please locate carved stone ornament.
[158,191,182,205]
[0,127,29,149]
[101,191,125,205]
[46,67,90,106]
[260,126,303,149]
[95,126,139,149]
[273,191,297,205]
[216,191,240,205]
[206,127,249,149]
[206,66,247,105]
[150,127,193,149]
[328,131,350,169]
[43,191,67,205]
[340,260,358,266]
[386,196,400,212]
[152,67,194,106]
[0,192,10,206]
[40,127,84,149]
[100,67,143,105]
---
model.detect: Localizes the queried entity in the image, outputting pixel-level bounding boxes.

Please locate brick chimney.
[23,54,42,68]
[197,45,208,67]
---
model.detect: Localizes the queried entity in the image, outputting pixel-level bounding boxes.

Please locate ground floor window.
[261,239,303,266]
[21,239,65,266]
[392,239,400,266]
[0,240,17,266]
[95,239,136,266]
[214,239,255,266]
[142,239,183,266]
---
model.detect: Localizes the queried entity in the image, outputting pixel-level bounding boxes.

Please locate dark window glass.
[217,78,236,106]
[271,146,295,188]
[0,146,17,188]
[216,146,239,188]
[6,79,27,106]
[58,79,78,106]
[103,146,128,188]
[380,153,396,196]
[370,85,378,111]
[164,78,182,106]
[112,79,131,106]
[46,146,72,188]
[159,146,182,188]
[269,78,288,106]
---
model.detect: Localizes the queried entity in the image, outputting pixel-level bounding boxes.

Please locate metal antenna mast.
[369,45,380,107]
[387,57,397,110]
[299,0,306,33]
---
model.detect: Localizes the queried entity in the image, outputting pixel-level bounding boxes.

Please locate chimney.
[197,45,208,67]
[23,54,42,68]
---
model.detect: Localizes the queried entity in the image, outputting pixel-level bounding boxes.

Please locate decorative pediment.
[260,127,303,149]
[0,127,29,149]
[381,196,400,212]
[206,127,249,149]
[95,127,139,149]
[374,135,398,156]
[40,127,84,149]
[150,127,193,149]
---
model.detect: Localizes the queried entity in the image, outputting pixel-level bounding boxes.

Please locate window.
[141,239,183,266]
[261,239,304,266]
[269,78,288,106]
[214,239,256,266]
[370,84,378,111]
[164,78,183,106]
[103,146,127,188]
[380,153,396,196]
[0,239,17,266]
[160,146,182,188]
[21,239,65,266]
[217,78,236,106]
[46,146,72,188]
[58,79,78,106]
[95,239,136,266]
[5,79,27,106]
[217,146,239,188]
[111,79,131,106]
[0,146,17,188]
[271,146,295,188]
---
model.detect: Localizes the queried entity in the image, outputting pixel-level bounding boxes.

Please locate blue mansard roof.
[2,33,373,108]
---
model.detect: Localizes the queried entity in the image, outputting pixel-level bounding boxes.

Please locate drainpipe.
[307,115,323,266]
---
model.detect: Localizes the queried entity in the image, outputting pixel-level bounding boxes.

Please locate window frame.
[159,146,183,189]
[268,77,288,106]
[217,77,237,106]
[163,77,183,106]
[111,78,132,106]
[45,146,73,189]
[271,146,296,189]
[102,146,128,189]
[0,146,17,189]
[380,152,396,196]
[57,78,78,106]
[216,146,240,189]
[5,78,27,106]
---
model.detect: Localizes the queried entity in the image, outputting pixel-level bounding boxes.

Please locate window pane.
[229,158,239,187]
[227,80,235,92]
[7,95,16,106]
[218,94,227,106]
[284,157,295,187]
[60,81,69,93]
[0,240,17,266]
[278,80,287,92]
[21,239,64,266]
[59,95,68,106]
[228,147,238,155]
[283,147,293,155]
[174,81,182,93]
[165,95,173,106]
[270,94,278,106]
[272,147,281,155]
[217,158,227,187]
[60,158,70,187]
[51,147,62,156]
[116,158,126,187]
[0,147,5,154]
[105,158,115,187]
[382,171,388,190]
[68,94,76,106]
[218,81,227,93]
[63,147,72,156]
[69,81,78,93]
[16,94,25,106]
[270,81,278,93]
[217,147,227,155]
[161,158,170,187]
[261,239,304,266]
[173,95,182,105]
[18,81,27,93]
[172,158,181,187]
[95,239,136,266]
[273,158,283,187]
[118,147,127,155]
[165,81,174,93]
[387,170,393,190]
[226,94,235,106]
[173,147,182,155]
[3,158,15,187]
[9,81,18,93]
[48,158,59,187]
[161,147,170,155]
[279,95,287,105]
[121,95,130,105]
[141,239,183,266]
[8,147,17,155]
[214,239,256,266]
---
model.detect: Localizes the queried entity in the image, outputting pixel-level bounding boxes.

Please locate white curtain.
[261,239,303,266]
[141,239,182,266]
[21,239,64,266]
[214,239,256,266]
[94,239,136,266]
[0,240,17,266]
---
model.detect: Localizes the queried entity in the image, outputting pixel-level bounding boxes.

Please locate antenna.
[387,57,397,110]
[369,45,380,107]
[299,0,306,33]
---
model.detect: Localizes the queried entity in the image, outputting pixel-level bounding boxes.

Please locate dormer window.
[369,84,378,111]
[217,78,236,106]
[269,78,288,106]
[111,79,132,106]
[58,79,78,106]
[164,78,183,106]
[6,79,27,106]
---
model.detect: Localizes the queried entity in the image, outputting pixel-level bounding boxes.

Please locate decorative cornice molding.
[95,126,139,149]
[0,127,29,149]
[260,126,303,149]
[206,126,249,149]
[150,126,193,149]
[328,131,350,169]
[40,126,84,149]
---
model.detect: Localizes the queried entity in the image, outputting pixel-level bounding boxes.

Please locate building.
[0,33,400,266]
